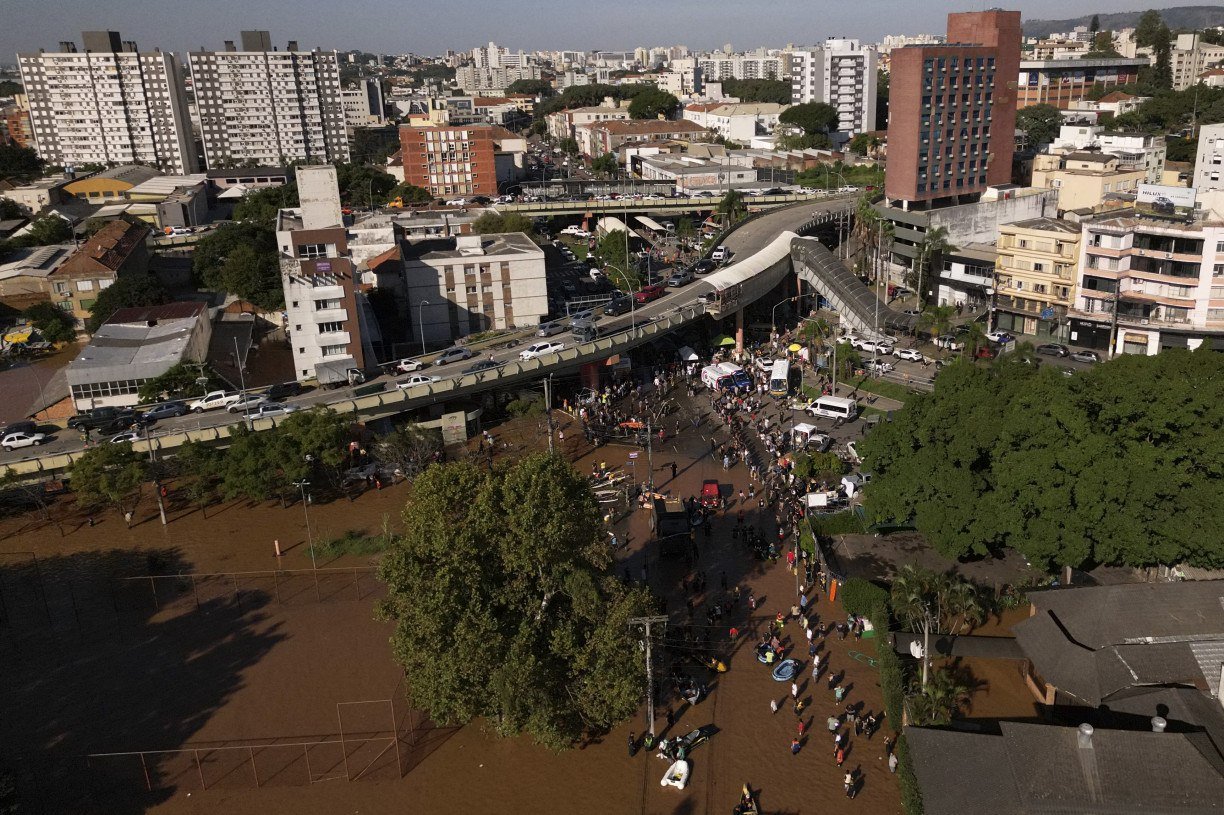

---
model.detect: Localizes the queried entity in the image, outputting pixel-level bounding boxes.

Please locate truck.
[315,359,367,390]
[66,406,142,433]
[651,497,694,558]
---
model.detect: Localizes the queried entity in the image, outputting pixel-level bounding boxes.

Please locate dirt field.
[2,410,904,814]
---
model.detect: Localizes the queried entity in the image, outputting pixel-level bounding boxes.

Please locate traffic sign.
[628,452,639,459]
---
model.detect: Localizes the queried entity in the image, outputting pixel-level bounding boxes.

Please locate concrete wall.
[928,190,1058,246]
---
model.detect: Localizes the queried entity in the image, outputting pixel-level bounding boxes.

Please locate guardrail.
[496,191,843,215]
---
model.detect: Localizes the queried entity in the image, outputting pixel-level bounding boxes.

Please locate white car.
[893,348,925,362]
[856,340,893,354]
[393,358,424,373]
[226,393,269,413]
[867,360,895,374]
[986,330,1015,344]
[2,431,46,452]
[445,198,468,206]
[519,341,565,361]
[589,268,605,281]
[560,226,591,238]
[433,347,474,366]
[189,390,241,413]
[397,374,441,389]
[109,431,144,444]
[934,335,965,351]
[244,402,300,419]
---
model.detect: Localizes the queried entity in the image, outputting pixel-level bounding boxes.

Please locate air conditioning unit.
[1141,319,1150,325]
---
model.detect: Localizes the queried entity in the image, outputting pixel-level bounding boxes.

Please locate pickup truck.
[189,390,242,413]
[67,407,142,432]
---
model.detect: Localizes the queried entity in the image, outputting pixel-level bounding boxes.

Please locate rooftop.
[78,165,162,187]
[127,174,208,197]
[66,302,207,385]
[1063,152,1117,164]
[53,219,149,278]
[205,166,288,179]
[1006,217,1082,234]
[588,119,710,136]
[0,245,72,282]
[401,232,543,262]
[1020,56,1148,69]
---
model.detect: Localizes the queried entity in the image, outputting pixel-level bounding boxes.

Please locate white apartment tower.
[189,31,349,169]
[787,39,878,137]
[17,31,196,173]
[1194,123,1224,192]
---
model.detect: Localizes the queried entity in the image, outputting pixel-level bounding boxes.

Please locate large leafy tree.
[779,102,838,136]
[861,347,1224,570]
[471,212,536,236]
[69,442,147,525]
[192,222,283,309]
[1015,103,1062,148]
[85,272,169,333]
[220,407,350,502]
[721,79,791,105]
[232,184,299,228]
[0,143,44,183]
[23,301,75,342]
[505,78,554,98]
[626,87,678,120]
[378,453,656,748]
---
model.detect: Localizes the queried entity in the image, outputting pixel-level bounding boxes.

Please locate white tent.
[678,345,699,361]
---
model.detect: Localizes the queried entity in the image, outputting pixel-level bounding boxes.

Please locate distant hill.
[1023,5,1224,38]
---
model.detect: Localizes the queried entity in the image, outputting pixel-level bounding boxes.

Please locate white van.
[715,362,752,389]
[711,245,730,263]
[811,395,859,421]
[701,364,736,390]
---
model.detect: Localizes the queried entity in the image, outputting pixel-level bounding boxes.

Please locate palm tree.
[718,189,745,227]
[916,226,957,309]
[961,322,988,358]
[943,580,985,634]
[853,195,879,271]
[917,305,956,340]
[874,220,894,285]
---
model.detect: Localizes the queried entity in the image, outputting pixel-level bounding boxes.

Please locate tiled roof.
[53,219,149,278]
[588,119,709,136]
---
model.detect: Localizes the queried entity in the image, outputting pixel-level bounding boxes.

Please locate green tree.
[11,216,72,247]
[591,152,620,178]
[1134,10,1166,48]
[69,442,147,525]
[779,102,838,136]
[1089,14,1100,33]
[0,198,22,220]
[471,211,536,236]
[860,347,1224,570]
[220,407,350,503]
[387,182,433,204]
[626,87,678,120]
[137,363,219,403]
[559,137,579,156]
[0,79,22,96]
[1085,30,1120,57]
[232,184,299,228]
[914,226,955,308]
[374,424,442,480]
[776,132,832,151]
[0,142,44,183]
[594,230,633,285]
[335,162,398,208]
[173,439,223,517]
[916,304,955,339]
[1015,103,1063,148]
[23,301,75,342]
[717,189,746,225]
[505,78,554,97]
[85,272,168,333]
[192,222,282,309]
[377,453,657,748]
[720,79,792,104]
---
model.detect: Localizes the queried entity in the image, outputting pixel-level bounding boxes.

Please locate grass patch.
[316,516,398,558]
[850,377,920,404]
[558,237,589,259]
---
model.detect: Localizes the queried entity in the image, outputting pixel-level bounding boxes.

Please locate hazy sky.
[3,0,1171,59]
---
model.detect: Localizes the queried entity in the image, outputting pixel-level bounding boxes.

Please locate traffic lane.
[724,199,853,257]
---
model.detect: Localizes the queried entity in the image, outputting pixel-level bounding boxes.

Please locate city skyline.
[3,0,1172,62]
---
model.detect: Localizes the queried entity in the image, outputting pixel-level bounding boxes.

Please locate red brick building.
[885,10,1021,208]
[2,106,33,149]
[399,124,500,198]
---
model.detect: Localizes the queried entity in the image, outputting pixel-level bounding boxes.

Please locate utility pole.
[233,337,251,431]
[628,615,668,740]
[646,417,654,492]
[544,374,555,454]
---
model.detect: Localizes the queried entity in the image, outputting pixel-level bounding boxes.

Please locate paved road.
[0,199,859,468]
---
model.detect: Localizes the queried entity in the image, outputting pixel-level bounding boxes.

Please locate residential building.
[47,218,150,331]
[1171,33,1224,91]
[277,165,378,383]
[62,165,162,203]
[884,10,1022,209]
[578,119,711,158]
[1028,37,1090,60]
[0,176,69,213]
[1047,125,1166,183]
[471,41,532,70]
[993,217,1081,337]
[1016,56,1147,109]
[65,302,212,411]
[403,232,547,345]
[0,245,71,312]
[1031,152,1146,213]
[17,31,196,173]
[1200,68,1224,88]
[1069,211,1224,354]
[205,166,291,198]
[682,103,788,143]
[786,39,878,137]
[454,65,541,95]
[637,156,756,192]
[1064,90,1147,123]
[545,104,629,142]
[125,174,210,229]
[557,69,591,90]
[697,51,783,81]
[398,123,525,198]
[2,103,33,149]
[657,57,701,97]
[189,32,349,168]
[1193,123,1224,192]
[933,243,998,310]
[340,78,386,127]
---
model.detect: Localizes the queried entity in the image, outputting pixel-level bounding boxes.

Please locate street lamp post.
[771,295,801,335]
[418,299,431,357]
[294,477,316,571]
[233,337,251,431]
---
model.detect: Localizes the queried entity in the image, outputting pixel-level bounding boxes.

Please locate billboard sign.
[1135,184,1196,218]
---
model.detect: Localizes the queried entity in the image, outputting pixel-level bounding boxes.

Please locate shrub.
[896,734,925,815]
[810,510,864,538]
[840,577,889,620]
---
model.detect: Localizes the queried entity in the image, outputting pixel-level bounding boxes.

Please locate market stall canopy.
[788,343,802,352]
[713,335,736,347]
[678,345,700,361]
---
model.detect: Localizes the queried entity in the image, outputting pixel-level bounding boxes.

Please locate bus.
[769,359,791,397]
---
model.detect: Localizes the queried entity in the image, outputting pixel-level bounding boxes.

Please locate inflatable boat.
[661,759,690,789]
[771,658,800,682]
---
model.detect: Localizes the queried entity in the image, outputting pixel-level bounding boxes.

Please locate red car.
[700,479,722,509]
[635,284,666,304]
[975,345,997,360]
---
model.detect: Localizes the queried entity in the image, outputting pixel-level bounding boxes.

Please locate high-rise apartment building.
[885,10,1021,208]
[1194,123,1224,192]
[399,124,504,198]
[787,39,878,137]
[17,31,196,173]
[189,32,349,169]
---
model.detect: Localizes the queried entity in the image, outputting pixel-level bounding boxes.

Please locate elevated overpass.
[494,190,840,218]
[1,197,919,477]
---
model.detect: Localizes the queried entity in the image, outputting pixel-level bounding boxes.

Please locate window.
[76,280,94,292]
[314,298,341,310]
[318,321,343,333]
[298,243,328,258]
[321,344,347,357]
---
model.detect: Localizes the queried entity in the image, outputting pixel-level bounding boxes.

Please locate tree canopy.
[377,453,656,748]
[505,78,554,97]
[779,102,838,136]
[69,442,147,524]
[85,272,169,333]
[1015,104,1062,148]
[627,87,679,120]
[232,184,299,228]
[0,143,44,183]
[860,348,1224,570]
[216,408,351,502]
[721,79,792,105]
[23,301,75,342]
[388,182,433,204]
[471,211,536,236]
[192,222,283,310]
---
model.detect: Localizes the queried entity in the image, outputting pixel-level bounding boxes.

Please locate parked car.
[1,431,46,452]
[433,347,475,366]
[975,345,997,360]
[393,358,424,373]
[225,393,268,413]
[189,390,242,413]
[693,259,716,275]
[934,335,964,351]
[0,420,38,438]
[67,406,142,431]
[568,308,596,324]
[1035,343,1070,357]
[700,479,722,509]
[396,374,441,389]
[462,359,504,375]
[141,401,188,422]
[1070,350,1101,364]
[710,245,731,263]
[603,295,633,316]
[519,341,565,361]
[666,270,694,287]
[867,360,895,374]
[109,430,144,444]
[589,268,605,282]
[265,381,303,401]
[634,284,666,304]
[537,321,566,337]
[893,348,924,362]
[560,226,591,238]
[986,330,1014,344]
[243,402,300,419]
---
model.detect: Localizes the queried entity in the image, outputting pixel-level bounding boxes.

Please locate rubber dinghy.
[661,759,690,789]
[771,658,800,682]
